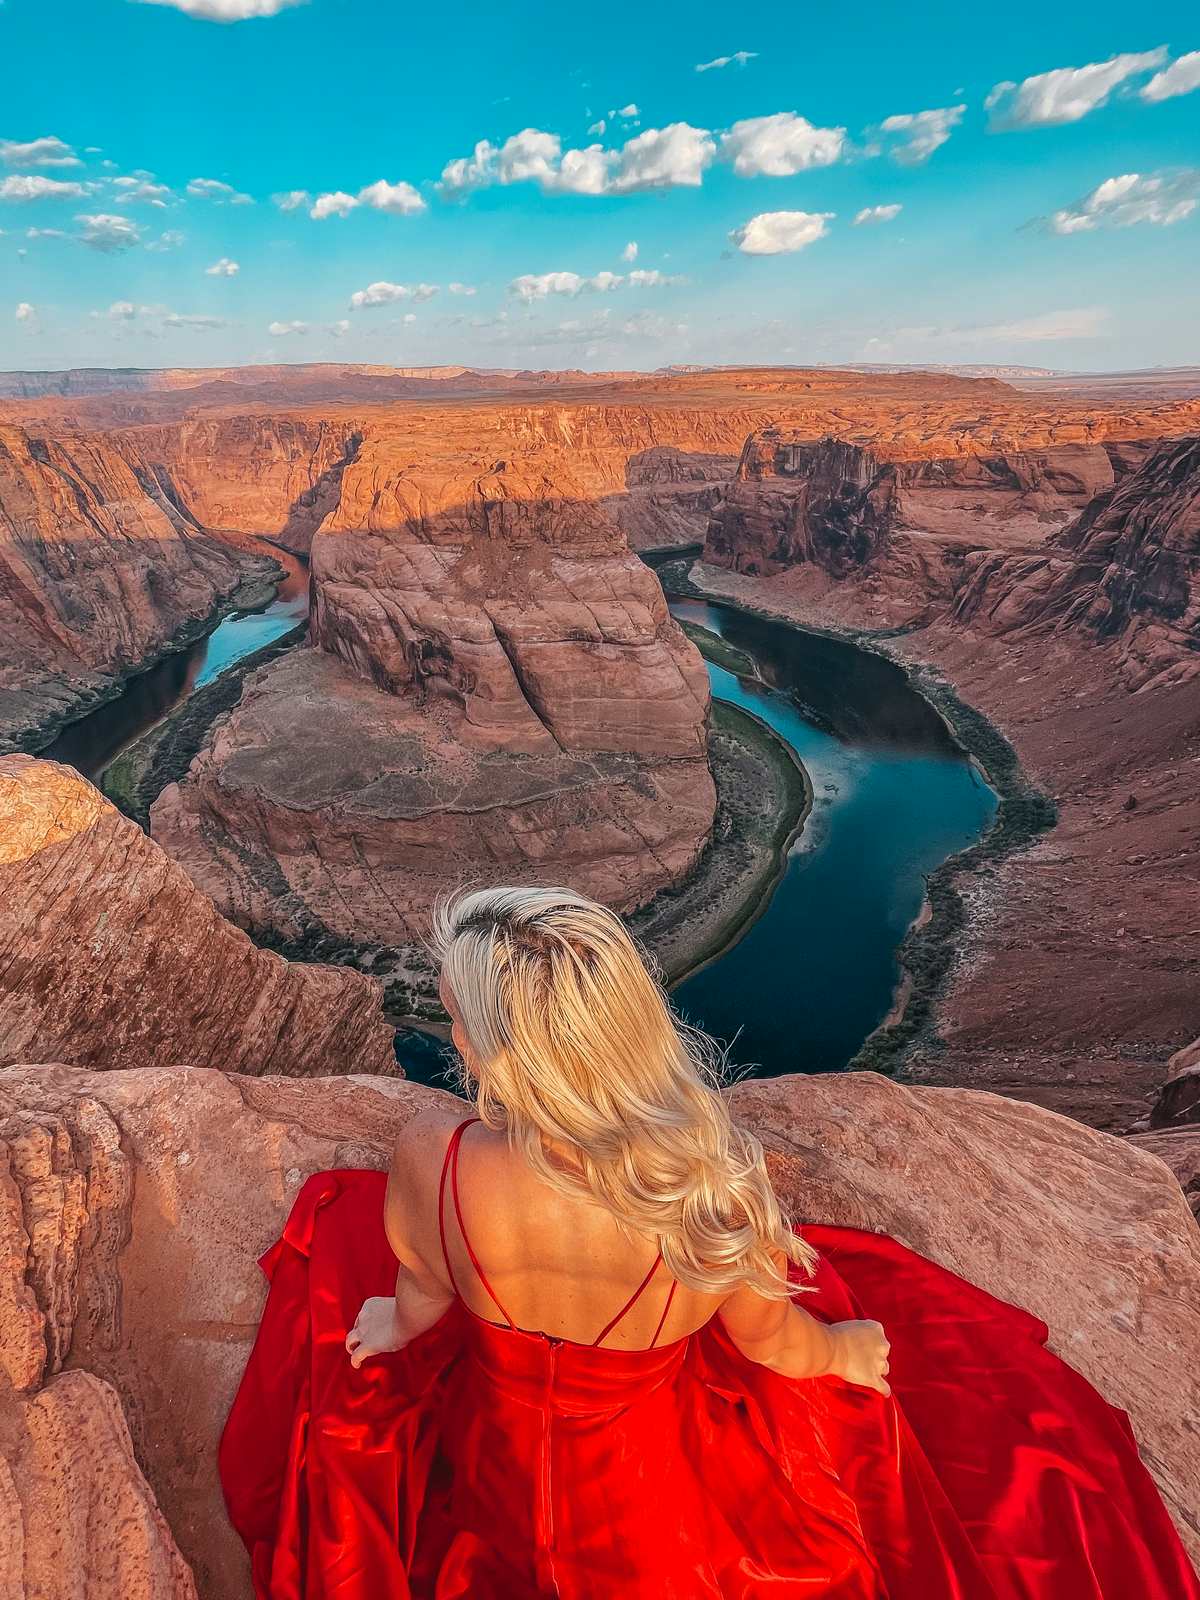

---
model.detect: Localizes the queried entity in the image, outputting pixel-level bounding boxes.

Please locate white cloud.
[163,311,229,328]
[447,281,476,295]
[719,111,845,177]
[134,0,305,18]
[986,49,1166,128]
[402,312,417,324]
[508,267,680,302]
[310,190,358,219]
[622,240,638,262]
[616,103,639,118]
[330,319,350,337]
[273,189,310,211]
[268,319,309,335]
[587,119,606,136]
[25,227,69,239]
[730,209,833,255]
[349,280,439,308]
[0,174,89,201]
[15,302,35,322]
[441,121,713,197]
[357,178,426,215]
[1141,51,1200,104]
[147,229,185,251]
[879,105,965,163]
[105,300,140,320]
[1044,170,1200,234]
[113,177,173,207]
[77,212,142,251]
[854,203,902,225]
[967,308,1109,342]
[310,179,425,219]
[1,137,80,168]
[206,256,240,276]
[695,50,757,72]
[186,176,253,204]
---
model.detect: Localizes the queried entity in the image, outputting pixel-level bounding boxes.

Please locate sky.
[1,0,1197,373]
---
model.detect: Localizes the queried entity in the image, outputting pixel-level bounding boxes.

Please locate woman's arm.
[346,1109,463,1369]
[718,1257,891,1395]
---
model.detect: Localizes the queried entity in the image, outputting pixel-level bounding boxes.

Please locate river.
[40,542,997,1081]
[663,595,997,1076]
[43,541,309,780]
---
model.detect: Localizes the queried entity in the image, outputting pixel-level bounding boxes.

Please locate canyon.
[1,363,1196,1115]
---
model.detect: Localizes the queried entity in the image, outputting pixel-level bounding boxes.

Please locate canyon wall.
[0,424,276,750]
[0,756,396,1077]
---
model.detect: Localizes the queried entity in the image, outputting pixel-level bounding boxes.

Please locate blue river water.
[666,596,998,1076]
[44,541,308,779]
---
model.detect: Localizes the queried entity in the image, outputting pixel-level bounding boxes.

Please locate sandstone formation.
[954,435,1200,690]
[0,756,396,1077]
[0,1062,1195,1599]
[1150,1037,1200,1130]
[0,424,276,751]
[149,424,717,970]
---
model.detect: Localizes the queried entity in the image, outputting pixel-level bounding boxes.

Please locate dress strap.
[445,1117,518,1329]
[649,1277,678,1349]
[591,1251,663,1347]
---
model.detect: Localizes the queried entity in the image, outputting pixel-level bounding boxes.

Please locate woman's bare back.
[383,1107,727,1351]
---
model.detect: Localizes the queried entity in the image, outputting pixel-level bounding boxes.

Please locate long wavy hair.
[430,885,815,1299]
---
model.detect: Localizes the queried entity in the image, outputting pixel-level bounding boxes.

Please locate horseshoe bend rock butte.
[0,1063,1196,1598]
[148,437,716,965]
[0,755,396,1077]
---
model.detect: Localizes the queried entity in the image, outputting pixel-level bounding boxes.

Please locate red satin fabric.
[220,1169,1200,1599]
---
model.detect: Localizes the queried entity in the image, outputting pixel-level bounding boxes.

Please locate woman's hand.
[346,1296,405,1369]
[829,1319,892,1396]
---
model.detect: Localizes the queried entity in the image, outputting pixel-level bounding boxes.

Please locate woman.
[221,886,1199,1599]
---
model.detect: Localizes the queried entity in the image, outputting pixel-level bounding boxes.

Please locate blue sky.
[1,0,1197,372]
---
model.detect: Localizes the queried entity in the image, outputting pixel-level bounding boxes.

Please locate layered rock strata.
[150,435,716,965]
[0,424,275,750]
[0,756,396,1076]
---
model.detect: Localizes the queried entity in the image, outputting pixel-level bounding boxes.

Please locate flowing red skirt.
[220,1170,1199,1599]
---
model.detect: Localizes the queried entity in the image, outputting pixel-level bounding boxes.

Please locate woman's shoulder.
[390,1101,476,1188]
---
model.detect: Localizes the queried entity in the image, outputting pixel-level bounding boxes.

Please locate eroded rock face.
[150,425,716,964]
[955,436,1200,690]
[0,1064,1195,1599]
[0,756,396,1077]
[0,425,273,751]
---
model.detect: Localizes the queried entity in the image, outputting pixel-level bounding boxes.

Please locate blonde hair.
[431,885,816,1299]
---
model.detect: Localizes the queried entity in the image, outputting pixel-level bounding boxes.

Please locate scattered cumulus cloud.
[349,280,439,308]
[854,203,902,225]
[0,175,89,201]
[986,49,1166,128]
[147,229,185,251]
[719,112,845,177]
[730,209,833,255]
[133,0,305,19]
[77,212,142,251]
[615,103,639,118]
[1140,51,1200,104]
[0,136,80,168]
[508,267,681,302]
[206,256,240,275]
[1043,170,1199,233]
[93,300,230,332]
[879,105,965,163]
[15,301,36,322]
[273,189,310,211]
[113,176,173,207]
[309,179,425,219]
[440,122,714,197]
[695,50,757,72]
[186,176,253,204]
[622,240,638,262]
[268,319,309,335]
[447,282,476,295]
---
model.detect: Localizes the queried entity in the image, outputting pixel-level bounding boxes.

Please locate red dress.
[221,1119,1199,1599]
